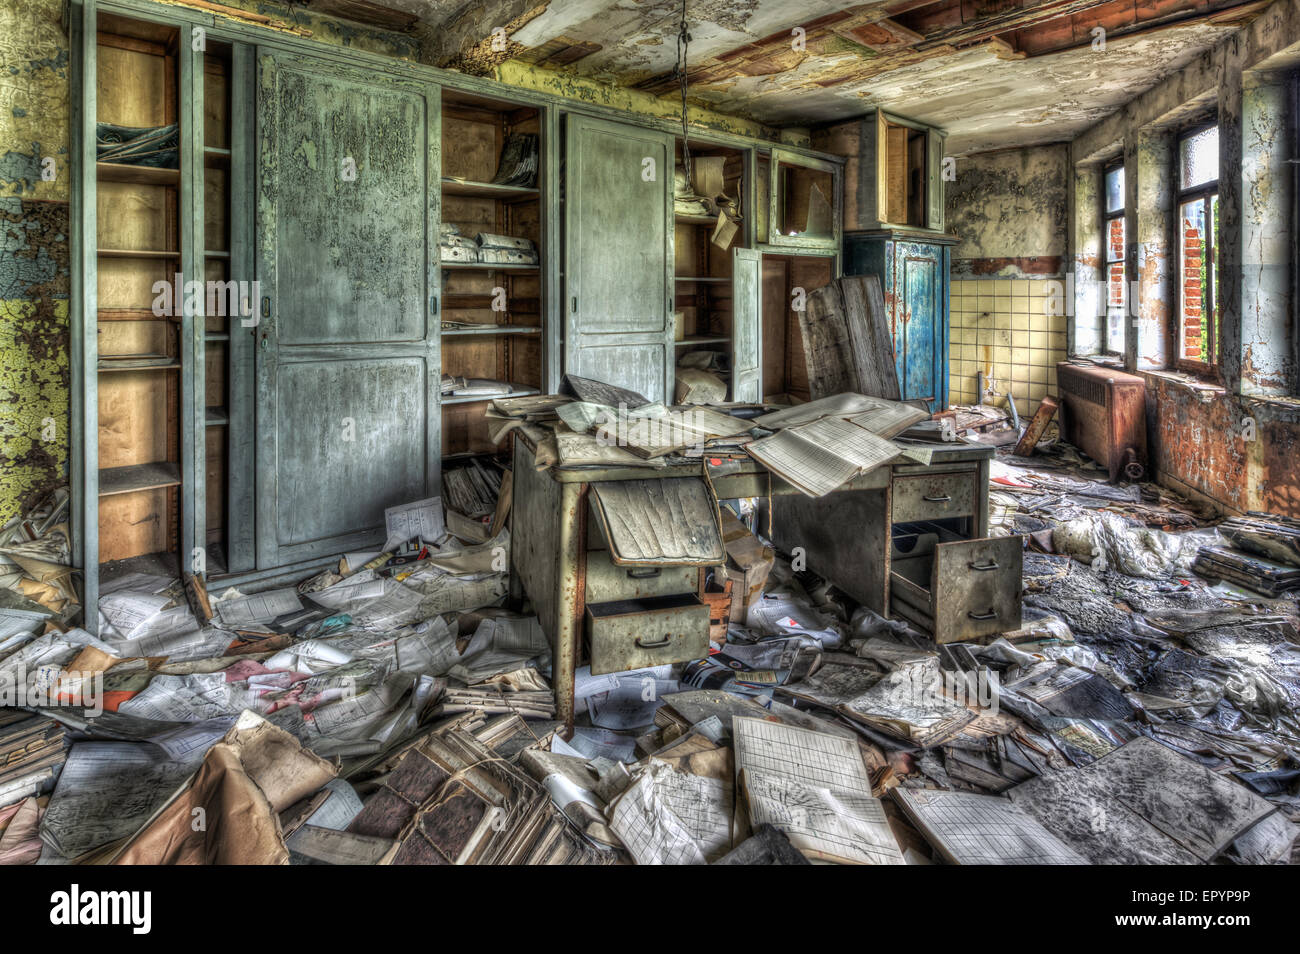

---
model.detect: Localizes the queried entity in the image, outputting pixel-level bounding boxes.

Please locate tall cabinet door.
[564,115,673,403]
[893,241,946,410]
[255,51,440,569]
[731,247,762,403]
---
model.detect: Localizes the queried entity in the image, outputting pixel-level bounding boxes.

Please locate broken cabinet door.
[563,114,674,403]
[731,246,762,403]
[254,50,441,569]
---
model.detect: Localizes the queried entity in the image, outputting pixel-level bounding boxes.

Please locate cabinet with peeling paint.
[844,230,955,411]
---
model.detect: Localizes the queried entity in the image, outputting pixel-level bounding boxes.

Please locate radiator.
[1055,362,1148,482]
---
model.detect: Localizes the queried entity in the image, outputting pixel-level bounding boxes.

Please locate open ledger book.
[745,394,931,497]
[732,716,904,864]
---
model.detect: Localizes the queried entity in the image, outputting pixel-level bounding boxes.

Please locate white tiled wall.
[949,277,1068,419]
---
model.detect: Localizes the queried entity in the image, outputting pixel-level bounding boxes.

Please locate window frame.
[1174,120,1220,377]
[1101,158,1126,356]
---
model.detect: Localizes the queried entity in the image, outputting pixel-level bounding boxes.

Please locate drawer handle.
[923,494,952,502]
[968,610,997,621]
[636,635,672,648]
[626,567,661,579]
[968,560,1000,571]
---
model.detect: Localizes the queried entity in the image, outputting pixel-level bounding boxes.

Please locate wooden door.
[894,241,945,410]
[564,115,673,403]
[255,51,440,568]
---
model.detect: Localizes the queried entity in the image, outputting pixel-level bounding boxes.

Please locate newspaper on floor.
[607,758,731,865]
[215,587,303,629]
[40,741,206,859]
[747,414,903,497]
[732,715,905,865]
[1006,736,1278,864]
[383,496,445,551]
[892,787,1087,864]
[780,655,976,747]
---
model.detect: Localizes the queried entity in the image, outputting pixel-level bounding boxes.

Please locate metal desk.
[510,432,996,728]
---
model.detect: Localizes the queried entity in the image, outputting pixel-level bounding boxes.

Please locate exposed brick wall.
[1182,218,1205,361]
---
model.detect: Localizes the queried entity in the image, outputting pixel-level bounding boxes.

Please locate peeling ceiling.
[301,0,1260,154]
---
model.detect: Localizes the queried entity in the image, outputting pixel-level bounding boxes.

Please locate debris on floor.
[3,425,1300,865]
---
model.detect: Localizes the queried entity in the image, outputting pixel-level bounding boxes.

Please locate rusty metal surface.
[1057,362,1148,481]
[587,594,710,675]
[891,469,979,523]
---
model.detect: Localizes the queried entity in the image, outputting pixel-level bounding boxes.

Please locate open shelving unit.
[93,14,184,573]
[672,139,747,399]
[439,89,545,458]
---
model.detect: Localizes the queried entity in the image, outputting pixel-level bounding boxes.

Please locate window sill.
[1140,368,1226,400]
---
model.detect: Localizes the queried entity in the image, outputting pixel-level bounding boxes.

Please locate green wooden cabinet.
[254,50,442,568]
[563,115,675,403]
[68,0,845,628]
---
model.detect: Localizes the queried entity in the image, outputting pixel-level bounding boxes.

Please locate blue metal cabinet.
[844,230,955,411]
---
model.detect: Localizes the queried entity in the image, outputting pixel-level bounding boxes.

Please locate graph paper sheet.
[606,760,731,865]
[732,716,904,865]
[893,787,1087,865]
[746,416,901,497]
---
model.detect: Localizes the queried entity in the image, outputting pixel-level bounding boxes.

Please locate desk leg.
[554,480,587,734]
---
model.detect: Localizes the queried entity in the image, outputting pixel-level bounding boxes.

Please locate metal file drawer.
[584,550,699,603]
[891,470,979,524]
[586,594,710,675]
[890,535,1022,643]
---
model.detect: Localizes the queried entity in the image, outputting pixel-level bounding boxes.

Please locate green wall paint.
[1,0,71,523]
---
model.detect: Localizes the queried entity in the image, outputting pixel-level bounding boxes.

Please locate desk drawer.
[587,594,710,675]
[890,535,1021,644]
[892,470,978,523]
[585,550,699,603]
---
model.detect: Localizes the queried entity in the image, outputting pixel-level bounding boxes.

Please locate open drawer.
[890,535,1022,643]
[586,593,710,675]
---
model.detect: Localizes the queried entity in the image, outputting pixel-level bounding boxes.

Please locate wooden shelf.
[98,308,174,322]
[675,213,718,225]
[442,386,540,406]
[205,250,231,259]
[204,147,231,167]
[441,262,539,274]
[99,248,180,259]
[98,461,181,497]
[442,325,541,337]
[97,162,179,186]
[676,335,730,346]
[97,356,180,372]
[441,178,539,201]
[675,276,728,283]
[206,407,228,426]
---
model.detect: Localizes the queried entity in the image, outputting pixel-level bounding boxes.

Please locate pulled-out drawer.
[891,470,979,524]
[585,549,699,603]
[587,593,710,675]
[890,535,1022,643]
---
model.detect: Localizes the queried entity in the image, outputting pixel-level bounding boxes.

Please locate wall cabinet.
[844,230,954,410]
[563,114,674,403]
[813,109,945,234]
[71,0,845,629]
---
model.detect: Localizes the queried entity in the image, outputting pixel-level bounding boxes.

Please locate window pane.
[1179,197,1208,362]
[1209,193,1219,365]
[1105,215,1124,263]
[1180,126,1219,190]
[1105,164,1124,213]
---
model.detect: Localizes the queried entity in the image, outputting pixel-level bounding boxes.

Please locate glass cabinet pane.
[769,149,837,248]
